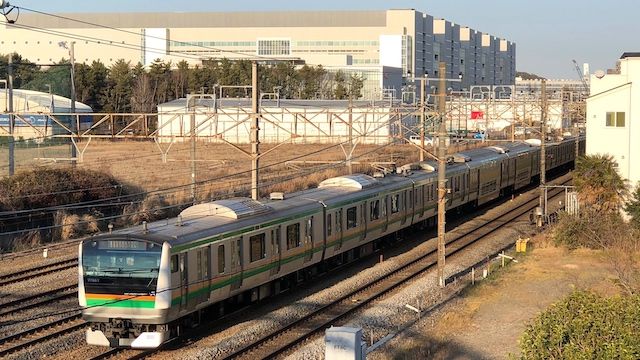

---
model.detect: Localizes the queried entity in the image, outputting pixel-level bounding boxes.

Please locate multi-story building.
[1,9,515,98]
[587,53,640,189]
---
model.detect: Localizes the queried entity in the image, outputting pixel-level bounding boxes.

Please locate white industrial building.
[586,53,640,188]
[0,89,93,140]
[3,9,515,98]
[156,99,415,145]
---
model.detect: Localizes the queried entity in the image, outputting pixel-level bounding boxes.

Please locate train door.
[179,253,188,311]
[230,237,243,290]
[270,226,282,276]
[401,190,408,225]
[361,203,367,241]
[419,185,425,218]
[304,217,314,262]
[382,195,389,233]
[335,209,343,251]
[203,246,211,303]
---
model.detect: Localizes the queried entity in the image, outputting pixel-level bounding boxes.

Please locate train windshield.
[82,239,162,294]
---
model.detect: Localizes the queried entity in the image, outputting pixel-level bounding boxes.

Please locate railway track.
[0,239,81,261]
[0,313,84,358]
[0,284,77,317]
[220,177,571,359]
[0,257,78,287]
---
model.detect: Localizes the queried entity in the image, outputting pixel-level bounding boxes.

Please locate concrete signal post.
[437,62,447,288]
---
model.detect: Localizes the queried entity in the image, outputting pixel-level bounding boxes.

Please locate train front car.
[78,235,172,348]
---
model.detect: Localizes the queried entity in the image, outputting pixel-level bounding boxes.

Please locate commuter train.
[79,136,585,348]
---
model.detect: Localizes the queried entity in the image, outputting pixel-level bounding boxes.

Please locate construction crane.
[572,59,589,94]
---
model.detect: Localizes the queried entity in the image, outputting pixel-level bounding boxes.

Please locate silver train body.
[78,137,584,348]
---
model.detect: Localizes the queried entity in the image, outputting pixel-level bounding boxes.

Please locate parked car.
[409,135,434,146]
[473,131,487,140]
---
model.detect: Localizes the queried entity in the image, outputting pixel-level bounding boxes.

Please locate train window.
[250,234,266,262]
[404,190,408,210]
[218,245,225,274]
[306,217,313,241]
[382,196,388,217]
[287,223,301,249]
[347,206,358,229]
[203,248,209,279]
[336,209,343,233]
[391,194,400,214]
[370,200,380,221]
[327,214,332,236]
[171,255,179,273]
[197,251,203,280]
[454,176,460,192]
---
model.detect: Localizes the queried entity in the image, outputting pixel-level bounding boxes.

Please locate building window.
[346,206,358,229]
[249,233,266,262]
[257,39,290,56]
[286,223,301,249]
[606,112,625,127]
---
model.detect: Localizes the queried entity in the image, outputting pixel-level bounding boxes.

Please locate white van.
[409,135,434,146]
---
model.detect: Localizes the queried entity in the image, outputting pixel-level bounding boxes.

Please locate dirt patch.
[371,239,619,360]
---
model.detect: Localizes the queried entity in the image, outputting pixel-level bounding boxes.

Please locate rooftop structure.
[586,53,640,189]
[1,9,515,98]
[0,89,92,140]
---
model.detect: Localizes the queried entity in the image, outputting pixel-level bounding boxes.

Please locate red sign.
[471,111,484,120]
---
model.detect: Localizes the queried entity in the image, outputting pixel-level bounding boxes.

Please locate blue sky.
[13,0,639,78]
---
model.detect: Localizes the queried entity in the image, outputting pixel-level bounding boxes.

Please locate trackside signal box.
[325,326,367,360]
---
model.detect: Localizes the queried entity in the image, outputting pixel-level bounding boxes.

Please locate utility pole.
[419,77,427,162]
[69,42,77,166]
[539,79,547,219]
[7,53,14,176]
[251,61,260,201]
[437,62,447,288]
[347,89,353,174]
[188,95,197,204]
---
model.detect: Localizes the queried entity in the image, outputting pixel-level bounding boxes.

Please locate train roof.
[86,140,560,249]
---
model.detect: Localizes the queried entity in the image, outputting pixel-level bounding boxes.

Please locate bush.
[625,183,640,229]
[0,168,137,249]
[519,291,640,359]
[552,211,626,250]
[0,167,129,212]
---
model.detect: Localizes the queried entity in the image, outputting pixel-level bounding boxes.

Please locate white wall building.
[586,53,640,188]
[2,9,515,99]
[0,89,92,140]
[157,99,416,145]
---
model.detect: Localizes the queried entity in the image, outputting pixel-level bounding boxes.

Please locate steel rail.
[221,176,572,359]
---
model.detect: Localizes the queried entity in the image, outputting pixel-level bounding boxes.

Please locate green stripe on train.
[87,298,156,309]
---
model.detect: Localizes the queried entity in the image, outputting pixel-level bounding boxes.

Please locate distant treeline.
[0,54,365,113]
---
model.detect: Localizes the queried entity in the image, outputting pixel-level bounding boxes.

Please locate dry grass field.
[0,139,488,205]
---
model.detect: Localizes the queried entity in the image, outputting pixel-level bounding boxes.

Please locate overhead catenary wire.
[0,115,405,219]
[14,6,284,62]
[0,136,402,237]
[4,7,403,73]
[0,101,431,221]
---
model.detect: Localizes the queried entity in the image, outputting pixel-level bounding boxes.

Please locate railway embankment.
[369,241,623,360]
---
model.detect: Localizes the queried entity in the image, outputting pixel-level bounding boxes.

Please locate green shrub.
[519,291,640,359]
[0,168,138,249]
[0,167,130,212]
[552,211,626,250]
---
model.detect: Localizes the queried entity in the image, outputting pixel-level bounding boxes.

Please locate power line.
[0,118,410,229]
[0,138,398,237]
[15,6,282,62]
[1,21,204,62]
